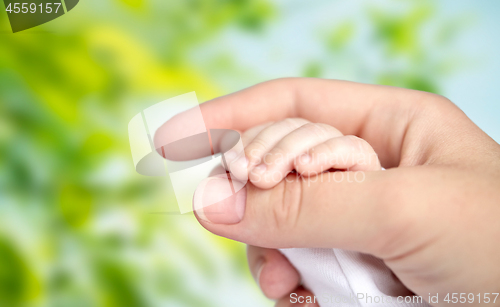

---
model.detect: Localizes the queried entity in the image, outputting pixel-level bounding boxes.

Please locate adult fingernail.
[193,177,246,224]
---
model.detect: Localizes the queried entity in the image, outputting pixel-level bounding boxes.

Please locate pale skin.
[155,78,500,306]
[227,118,381,186]
[231,118,385,305]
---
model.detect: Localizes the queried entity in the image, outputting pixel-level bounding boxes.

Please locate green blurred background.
[0,0,499,306]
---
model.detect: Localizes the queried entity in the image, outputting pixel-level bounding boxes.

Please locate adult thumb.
[192,171,402,258]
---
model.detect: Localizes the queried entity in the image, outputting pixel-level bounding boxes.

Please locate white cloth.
[280,248,431,307]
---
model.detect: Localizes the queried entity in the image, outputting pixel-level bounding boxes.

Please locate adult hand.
[156,78,500,306]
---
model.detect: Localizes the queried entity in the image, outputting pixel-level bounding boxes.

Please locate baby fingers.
[295,135,381,176]
[248,122,343,189]
[226,118,311,181]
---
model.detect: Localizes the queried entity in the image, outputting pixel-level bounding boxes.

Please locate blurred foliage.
[0,0,469,306]
[0,237,41,306]
[327,21,355,51]
[370,4,441,93]
[317,1,466,94]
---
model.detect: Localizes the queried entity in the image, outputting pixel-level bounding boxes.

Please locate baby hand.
[226,118,381,188]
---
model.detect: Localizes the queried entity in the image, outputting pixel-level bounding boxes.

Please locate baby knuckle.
[246,139,268,158]
[301,123,330,139]
[281,118,309,130]
[266,147,287,165]
[345,135,369,152]
[325,138,350,156]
